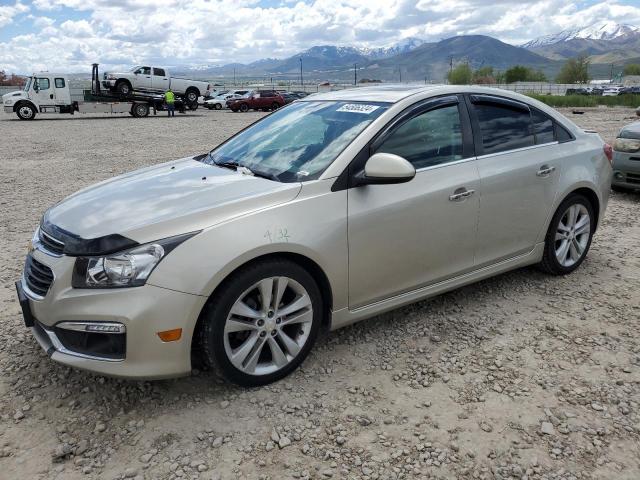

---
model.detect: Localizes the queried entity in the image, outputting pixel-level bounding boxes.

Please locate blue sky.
[1,0,639,73]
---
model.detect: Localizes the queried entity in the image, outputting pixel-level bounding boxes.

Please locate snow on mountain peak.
[522,21,639,48]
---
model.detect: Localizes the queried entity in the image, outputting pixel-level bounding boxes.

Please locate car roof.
[302,84,546,105]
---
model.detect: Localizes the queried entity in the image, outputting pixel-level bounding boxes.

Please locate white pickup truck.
[102,66,211,105]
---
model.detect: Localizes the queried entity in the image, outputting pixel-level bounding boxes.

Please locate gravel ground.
[1,106,639,480]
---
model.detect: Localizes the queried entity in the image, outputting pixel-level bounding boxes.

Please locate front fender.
[147,180,348,311]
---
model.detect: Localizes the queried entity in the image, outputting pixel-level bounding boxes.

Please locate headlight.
[106,74,116,80]
[613,137,640,153]
[72,232,197,289]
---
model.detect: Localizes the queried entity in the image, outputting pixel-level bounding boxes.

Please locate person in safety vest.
[164,89,175,117]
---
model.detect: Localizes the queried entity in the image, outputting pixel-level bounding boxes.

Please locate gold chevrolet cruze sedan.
[16,85,612,386]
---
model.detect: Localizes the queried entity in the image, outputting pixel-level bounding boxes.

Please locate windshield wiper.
[209,152,280,182]
[237,166,280,182]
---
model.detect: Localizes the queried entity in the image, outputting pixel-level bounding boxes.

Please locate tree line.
[447,56,640,85]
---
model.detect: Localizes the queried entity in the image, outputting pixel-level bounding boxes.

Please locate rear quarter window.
[531,108,555,145]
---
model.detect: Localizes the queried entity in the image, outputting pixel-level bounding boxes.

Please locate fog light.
[157,328,182,342]
[56,321,125,334]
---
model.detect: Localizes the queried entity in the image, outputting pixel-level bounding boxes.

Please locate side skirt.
[330,243,545,330]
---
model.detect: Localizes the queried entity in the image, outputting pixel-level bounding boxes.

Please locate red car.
[228,90,285,112]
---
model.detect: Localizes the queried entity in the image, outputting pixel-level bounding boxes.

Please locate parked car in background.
[102,66,211,106]
[17,85,612,386]
[281,92,297,104]
[602,86,624,97]
[612,121,640,192]
[228,90,285,112]
[204,92,234,110]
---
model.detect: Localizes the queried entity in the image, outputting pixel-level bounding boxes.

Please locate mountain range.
[176,21,640,83]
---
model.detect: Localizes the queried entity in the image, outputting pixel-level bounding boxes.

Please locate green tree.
[472,66,496,84]
[556,56,590,84]
[624,64,640,76]
[503,65,547,83]
[447,64,472,85]
[505,65,530,83]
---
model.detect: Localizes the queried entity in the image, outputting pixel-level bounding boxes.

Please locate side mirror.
[356,153,415,186]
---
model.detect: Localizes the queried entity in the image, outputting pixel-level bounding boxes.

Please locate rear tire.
[16,103,36,120]
[185,89,198,105]
[131,103,150,118]
[539,193,594,275]
[239,103,249,112]
[214,103,222,110]
[271,102,280,110]
[199,259,322,387]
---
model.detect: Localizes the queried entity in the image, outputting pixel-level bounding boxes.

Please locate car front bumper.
[19,249,208,379]
[612,151,640,189]
[4,106,14,113]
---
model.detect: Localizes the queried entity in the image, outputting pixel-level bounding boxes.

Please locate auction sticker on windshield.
[336,104,380,114]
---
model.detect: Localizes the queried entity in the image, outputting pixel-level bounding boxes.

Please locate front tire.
[116,81,131,96]
[271,102,280,110]
[539,194,594,275]
[200,259,322,387]
[214,103,222,110]
[16,103,36,120]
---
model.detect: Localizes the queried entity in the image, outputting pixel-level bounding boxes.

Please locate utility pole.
[610,63,614,81]
[354,63,357,85]
[233,67,236,86]
[398,66,402,83]
[449,56,454,74]
[299,57,303,88]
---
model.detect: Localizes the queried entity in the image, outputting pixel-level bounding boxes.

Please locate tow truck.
[2,64,188,120]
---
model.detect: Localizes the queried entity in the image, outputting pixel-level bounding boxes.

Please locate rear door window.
[153,68,166,76]
[375,104,464,169]
[473,101,534,155]
[531,108,555,145]
[54,78,65,88]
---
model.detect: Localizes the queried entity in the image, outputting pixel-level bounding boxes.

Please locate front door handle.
[449,188,475,202]
[537,165,556,177]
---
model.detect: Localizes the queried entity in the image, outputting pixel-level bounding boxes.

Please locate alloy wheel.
[554,204,590,267]
[18,106,34,119]
[223,276,313,376]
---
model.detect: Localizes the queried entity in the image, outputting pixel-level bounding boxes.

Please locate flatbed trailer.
[2,64,188,120]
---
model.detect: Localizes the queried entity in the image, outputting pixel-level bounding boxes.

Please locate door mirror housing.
[355,153,416,186]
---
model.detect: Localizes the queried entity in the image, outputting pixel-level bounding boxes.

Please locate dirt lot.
[1,106,639,480]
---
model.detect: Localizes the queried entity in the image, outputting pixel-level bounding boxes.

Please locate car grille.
[24,255,54,298]
[39,228,65,256]
[627,173,640,185]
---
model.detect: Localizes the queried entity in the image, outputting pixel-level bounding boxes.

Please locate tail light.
[603,143,613,165]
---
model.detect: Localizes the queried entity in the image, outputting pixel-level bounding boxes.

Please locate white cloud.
[1,0,640,73]
[0,1,29,28]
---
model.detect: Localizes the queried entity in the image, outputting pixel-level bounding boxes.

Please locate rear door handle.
[537,165,556,177]
[449,188,475,201]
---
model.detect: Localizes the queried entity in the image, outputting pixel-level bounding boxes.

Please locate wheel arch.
[190,251,334,363]
[115,78,133,91]
[13,99,37,113]
[538,183,602,245]
[185,86,200,98]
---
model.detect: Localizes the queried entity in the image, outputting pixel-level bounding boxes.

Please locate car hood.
[44,157,301,245]
[2,90,25,102]
[620,122,640,140]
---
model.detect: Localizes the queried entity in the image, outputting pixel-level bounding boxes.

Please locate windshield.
[23,77,32,92]
[202,101,389,182]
